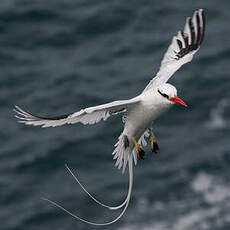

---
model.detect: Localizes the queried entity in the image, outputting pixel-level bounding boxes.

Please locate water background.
[1,0,230,229]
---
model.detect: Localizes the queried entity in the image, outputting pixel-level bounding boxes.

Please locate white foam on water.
[118,222,166,230]
[118,172,230,230]
[172,207,219,230]
[191,172,230,204]
[206,98,229,129]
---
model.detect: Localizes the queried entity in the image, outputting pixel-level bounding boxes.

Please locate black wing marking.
[175,10,205,60]
[143,9,205,91]
[33,113,71,120]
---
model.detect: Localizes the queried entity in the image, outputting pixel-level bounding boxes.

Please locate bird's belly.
[124,104,167,141]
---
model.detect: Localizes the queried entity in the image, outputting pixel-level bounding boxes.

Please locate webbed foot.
[132,137,145,160]
[149,129,159,154]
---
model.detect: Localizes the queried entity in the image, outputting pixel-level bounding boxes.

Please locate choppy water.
[1,1,230,229]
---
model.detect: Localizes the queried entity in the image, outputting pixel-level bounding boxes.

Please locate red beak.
[170,96,187,107]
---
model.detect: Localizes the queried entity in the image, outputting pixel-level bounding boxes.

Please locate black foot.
[152,141,159,154]
[138,148,145,160]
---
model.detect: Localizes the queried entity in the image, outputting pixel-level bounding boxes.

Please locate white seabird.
[14,9,205,226]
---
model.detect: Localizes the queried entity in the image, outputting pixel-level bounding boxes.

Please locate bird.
[14,9,205,226]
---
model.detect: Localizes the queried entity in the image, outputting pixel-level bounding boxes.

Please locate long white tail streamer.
[42,155,133,226]
[64,164,128,210]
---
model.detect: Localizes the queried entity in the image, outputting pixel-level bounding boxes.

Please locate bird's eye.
[158,89,169,99]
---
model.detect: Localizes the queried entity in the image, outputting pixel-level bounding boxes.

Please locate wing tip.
[175,8,205,59]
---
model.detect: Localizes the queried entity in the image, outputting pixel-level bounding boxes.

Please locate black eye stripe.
[158,89,169,99]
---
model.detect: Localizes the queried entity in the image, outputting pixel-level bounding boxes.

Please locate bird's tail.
[42,154,134,226]
[112,130,149,173]
[42,131,149,224]
[112,132,137,173]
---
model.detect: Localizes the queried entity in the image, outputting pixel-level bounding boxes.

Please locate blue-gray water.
[1,1,230,229]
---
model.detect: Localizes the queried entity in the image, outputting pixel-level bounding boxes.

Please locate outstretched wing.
[14,97,140,128]
[143,9,205,92]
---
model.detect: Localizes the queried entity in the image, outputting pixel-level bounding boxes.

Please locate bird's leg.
[131,137,145,160]
[149,128,159,154]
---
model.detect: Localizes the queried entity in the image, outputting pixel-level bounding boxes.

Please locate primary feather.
[143,9,205,91]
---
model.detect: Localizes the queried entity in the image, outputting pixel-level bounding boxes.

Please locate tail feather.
[63,164,128,210]
[113,133,132,173]
[113,130,148,173]
[42,132,142,225]
[42,154,134,226]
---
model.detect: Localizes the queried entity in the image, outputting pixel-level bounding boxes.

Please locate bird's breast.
[124,101,169,140]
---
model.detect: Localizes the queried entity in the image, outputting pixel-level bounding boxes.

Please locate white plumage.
[14,9,205,226]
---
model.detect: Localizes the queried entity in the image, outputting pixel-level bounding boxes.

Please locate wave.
[206,98,229,130]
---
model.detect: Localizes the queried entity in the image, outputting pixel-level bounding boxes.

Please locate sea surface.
[1,1,230,230]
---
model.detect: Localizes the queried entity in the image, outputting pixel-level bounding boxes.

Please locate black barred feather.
[143,9,205,91]
[176,10,205,59]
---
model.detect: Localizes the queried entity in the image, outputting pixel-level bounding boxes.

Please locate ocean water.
[1,0,230,229]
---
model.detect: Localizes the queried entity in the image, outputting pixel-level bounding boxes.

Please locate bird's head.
[157,84,187,107]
